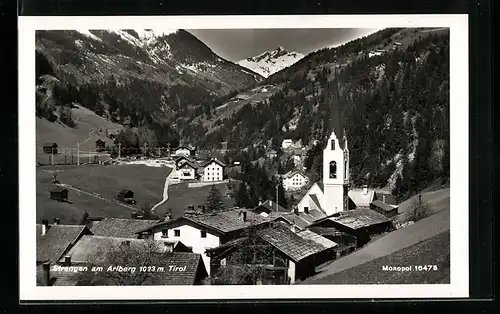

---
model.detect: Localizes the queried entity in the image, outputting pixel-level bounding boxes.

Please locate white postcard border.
[19,14,469,300]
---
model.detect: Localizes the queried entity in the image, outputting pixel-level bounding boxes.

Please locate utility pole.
[118,143,121,159]
[166,143,171,158]
[77,142,80,165]
[51,148,55,165]
[276,174,279,211]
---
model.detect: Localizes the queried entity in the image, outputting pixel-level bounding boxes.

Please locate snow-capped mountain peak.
[238,47,304,78]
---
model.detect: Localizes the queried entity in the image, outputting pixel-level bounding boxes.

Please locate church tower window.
[344,160,347,179]
[331,139,335,150]
[329,161,337,179]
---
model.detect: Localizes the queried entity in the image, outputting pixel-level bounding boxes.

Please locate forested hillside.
[201,28,450,199]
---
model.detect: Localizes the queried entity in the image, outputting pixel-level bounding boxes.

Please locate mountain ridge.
[238,47,304,78]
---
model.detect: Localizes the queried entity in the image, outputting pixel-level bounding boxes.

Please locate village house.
[134,209,281,275]
[43,142,58,154]
[309,209,393,247]
[173,145,196,157]
[201,158,225,182]
[205,222,338,284]
[348,185,376,209]
[282,171,309,191]
[175,157,198,181]
[89,218,161,239]
[370,200,399,218]
[95,139,106,152]
[37,235,207,286]
[36,218,93,264]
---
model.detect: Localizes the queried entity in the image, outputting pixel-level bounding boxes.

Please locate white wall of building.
[177,165,196,180]
[297,183,324,213]
[283,173,308,191]
[281,139,293,149]
[288,260,296,284]
[202,162,223,182]
[322,130,349,215]
[152,223,220,275]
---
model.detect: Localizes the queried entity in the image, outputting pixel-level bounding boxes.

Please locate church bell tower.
[322,74,349,215]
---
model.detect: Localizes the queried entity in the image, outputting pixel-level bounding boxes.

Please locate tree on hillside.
[275,178,288,209]
[235,182,250,208]
[79,211,91,226]
[205,184,226,212]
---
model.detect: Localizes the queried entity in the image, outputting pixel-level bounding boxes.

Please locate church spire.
[326,71,346,150]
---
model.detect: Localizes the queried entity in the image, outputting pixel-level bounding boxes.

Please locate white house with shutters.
[201,158,225,182]
[282,171,309,191]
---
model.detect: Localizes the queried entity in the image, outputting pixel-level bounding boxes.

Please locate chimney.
[53,218,60,225]
[64,255,71,266]
[382,195,386,203]
[41,219,49,235]
[42,262,51,286]
[363,185,368,195]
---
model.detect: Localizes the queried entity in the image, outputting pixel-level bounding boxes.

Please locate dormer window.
[329,161,337,179]
[331,139,335,150]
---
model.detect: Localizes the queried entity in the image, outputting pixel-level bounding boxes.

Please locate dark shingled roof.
[36,224,90,263]
[370,200,398,212]
[281,210,326,230]
[375,192,398,206]
[315,209,391,230]
[257,224,337,262]
[90,218,160,238]
[137,209,278,235]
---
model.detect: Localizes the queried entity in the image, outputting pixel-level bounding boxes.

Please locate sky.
[187,28,382,61]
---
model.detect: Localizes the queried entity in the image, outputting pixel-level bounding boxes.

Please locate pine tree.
[276,178,288,209]
[235,182,250,208]
[205,184,226,212]
[79,211,91,226]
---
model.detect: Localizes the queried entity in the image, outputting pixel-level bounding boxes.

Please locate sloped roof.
[90,218,160,239]
[375,192,398,206]
[43,142,58,147]
[296,229,338,249]
[317,182,324,192]
[36,224,90,263]
[348,188,376,208]
[136,209,277,235]
[319,209,391,230]
[202,158,226,168]
[371,200,398,212]
[257,224,336,262]
[309,194,324,213]
[283,171,308,179]
[281,209,326,230]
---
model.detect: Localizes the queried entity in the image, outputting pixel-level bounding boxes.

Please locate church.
[296,91,356,215]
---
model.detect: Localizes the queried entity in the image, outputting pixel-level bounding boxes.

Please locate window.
[161,229,168,238]
[329,161,337,178]
[304,207,309,214]
[344,161,347,179]
[201,230,207,238]
[174,229,180,237]
[331,139,335,150]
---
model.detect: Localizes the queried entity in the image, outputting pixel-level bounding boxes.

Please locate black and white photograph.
[19,15,469,299]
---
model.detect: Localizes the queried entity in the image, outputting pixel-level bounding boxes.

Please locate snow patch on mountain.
[238,47,304,78]
[76,30,103,42]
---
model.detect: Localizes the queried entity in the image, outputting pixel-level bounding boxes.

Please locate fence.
[38,148,108,166]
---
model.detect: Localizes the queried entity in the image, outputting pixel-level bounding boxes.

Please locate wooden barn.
[95,139,106,152]
[43,143,58,154]
[117,190,136,204]
[50,188,68,202]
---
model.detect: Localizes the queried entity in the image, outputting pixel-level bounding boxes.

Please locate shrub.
[406,196,431,222]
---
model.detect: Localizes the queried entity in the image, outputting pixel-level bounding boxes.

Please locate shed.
[370,200,399,218]
[95,139,106,151]
[43,143,58,154]
[117,190,135,203]
[50,188,68,202]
